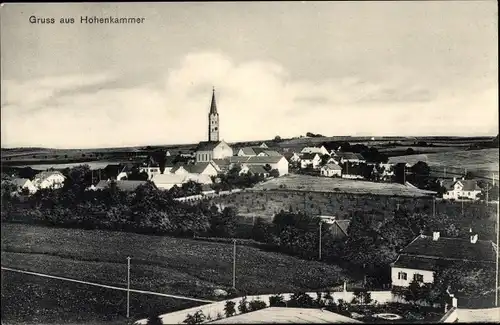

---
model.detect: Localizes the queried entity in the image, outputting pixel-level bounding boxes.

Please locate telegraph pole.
[496,202,499,306]
[232,239,236,289]
[319,221,323,260]
[432,197,436,217]
[126,256,131,318]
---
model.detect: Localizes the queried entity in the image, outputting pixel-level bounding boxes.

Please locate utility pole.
[495,201,499,306]
[232,239,236,289]
[432,198,435,217]
[444,167,446,178]
[319,221,323,260]
[126,256,131,318]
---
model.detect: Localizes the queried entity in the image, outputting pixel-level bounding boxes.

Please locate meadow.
[1,223,351,323]
[250,174,436,197]
[388,148,499,176]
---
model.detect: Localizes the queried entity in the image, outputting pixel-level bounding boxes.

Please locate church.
[195,88,233,163]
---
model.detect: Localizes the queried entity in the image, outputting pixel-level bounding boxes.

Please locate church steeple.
[208,87,220,142]
[210,87,218,114]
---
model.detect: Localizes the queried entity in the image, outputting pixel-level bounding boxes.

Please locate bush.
[238,296,249,314]
[183,310,205,324]
[269,294,286,307]
[248,299,267,311]
[224,300,236,317]
[352,288,372,305]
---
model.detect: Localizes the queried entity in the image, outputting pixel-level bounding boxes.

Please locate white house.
[239,164,270,178]
[391,231,497,288]
[229,155,289,176]
[334,152,366,164]
[320,163,342,177]
[236,147,279,157]
[10,178,37,194]
[138,166,161,180]
[32,171,65,189]
[170,165,190,175]
[301,145,329,156]
[284,152,301,164]
[259,142,269,148]
[442,179,482,200]
[151,174,186,190]
[300,153,322,169]
[195,140,233,163]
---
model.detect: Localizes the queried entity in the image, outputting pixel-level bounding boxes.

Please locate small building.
[10,178,37,194]
[300,153,322,169]
[334,152,365,164]
[259,142,269,148]
[229,155,289,176]
[236,147,279,157]
[32,171,65,189]
[151,174,187,190]
[283,152,301,164]
[301,145,329,156]
[212,158,231,174]
[93,180,149,192]
[442,179,482,200]
[195,140,233,163]
[239,164,270,178]
[318,216,351,240]
[391,231,497,288]
[320,163,342,177]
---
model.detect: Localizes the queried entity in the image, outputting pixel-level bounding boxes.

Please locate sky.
[1,2,498,149]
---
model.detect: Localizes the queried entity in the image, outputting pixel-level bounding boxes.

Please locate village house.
[301,145,329,156]
[229,155,289,176]
[283,152,301,164]
[93,180,149,192]
[170,162,219,177]
[378,163,395,181]
[318,216,351,241]
[258,142,269,148]
[32,171,66,189]
[239,164,270,178]
[195,140,233,163]
[442,179,482,200]
[152,173,213,191]
[391,231,497,288]
[300,153,322,169]
[320,163,342,177]
[211,158,231,174]
[10,178,37,195]
[236,147,281,157]
[332,152,366,164]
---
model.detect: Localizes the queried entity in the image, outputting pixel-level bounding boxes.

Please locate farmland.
[1,223,351,323]
[388,148,499,179]
[250,174,436,197]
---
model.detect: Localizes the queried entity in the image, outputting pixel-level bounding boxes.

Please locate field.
[388,148,499,179]
[1,223,352,323]
[250,174,436,197]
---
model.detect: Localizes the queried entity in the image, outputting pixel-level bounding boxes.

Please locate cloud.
[1,51,498,148]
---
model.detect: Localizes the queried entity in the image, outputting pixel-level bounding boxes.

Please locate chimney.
[432,231,440,241]
[470,234,478,244]
[453,177,457,182]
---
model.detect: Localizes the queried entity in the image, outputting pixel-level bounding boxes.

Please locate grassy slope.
[251,175,436,197]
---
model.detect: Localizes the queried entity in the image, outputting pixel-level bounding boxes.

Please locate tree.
[248,299,267,311]
[269,294,286,307]
[269,169,280,178]
[147,314,164,325]
[238,296,249,313]
[273,135,282,142]
[403,279,430,304]
[210,207,237,237]
[352,288,372,305]
[183,310,206,324]
[224,300,236,317]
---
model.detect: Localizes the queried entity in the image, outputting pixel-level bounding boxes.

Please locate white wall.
[213,142,233,160]
[391,267,434,287]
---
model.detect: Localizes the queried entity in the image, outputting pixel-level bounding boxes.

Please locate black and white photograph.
[1,1,499,324]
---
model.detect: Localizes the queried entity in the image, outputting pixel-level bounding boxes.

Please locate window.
[414,273,424,282]
[398,272,407,280]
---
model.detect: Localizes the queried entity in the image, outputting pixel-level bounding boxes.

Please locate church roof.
[210,88,218,115]
[196,141,221,151]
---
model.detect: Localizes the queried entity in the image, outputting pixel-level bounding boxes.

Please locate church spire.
[210,87,218,115]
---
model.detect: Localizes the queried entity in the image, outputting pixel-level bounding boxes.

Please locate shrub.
[238,296,249,314]
[224,300,236,317]
[269,294,286,307]
[183,310,206,324]
[352,288,372,305]
[248,299,267,311]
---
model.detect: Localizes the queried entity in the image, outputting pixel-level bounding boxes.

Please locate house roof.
[184,173,213,184]
[322,163,342,170]
[170,165,188,174]
[212,158,231,167]
[11,178,31,187]
[247,165,269,174]
[335,220,350,235]
[183,162,215,174]
[399,234,497,263]
[301,153,319,160]
[336,152,360,160]
[355,153,365,160]
[239,147,257,155]
[457,180,481,191]
[208,307,362,324]
[95,180,148,192]
[33,171,65,180]
[104,164,122,177]
[261,150,282,157]
[152,174,187,185]
[283,152,298,159]
[196,141,230,152]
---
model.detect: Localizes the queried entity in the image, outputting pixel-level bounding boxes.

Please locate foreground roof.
[399,234,496,263]
[11,178,31,187]
[208,307,362,324]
